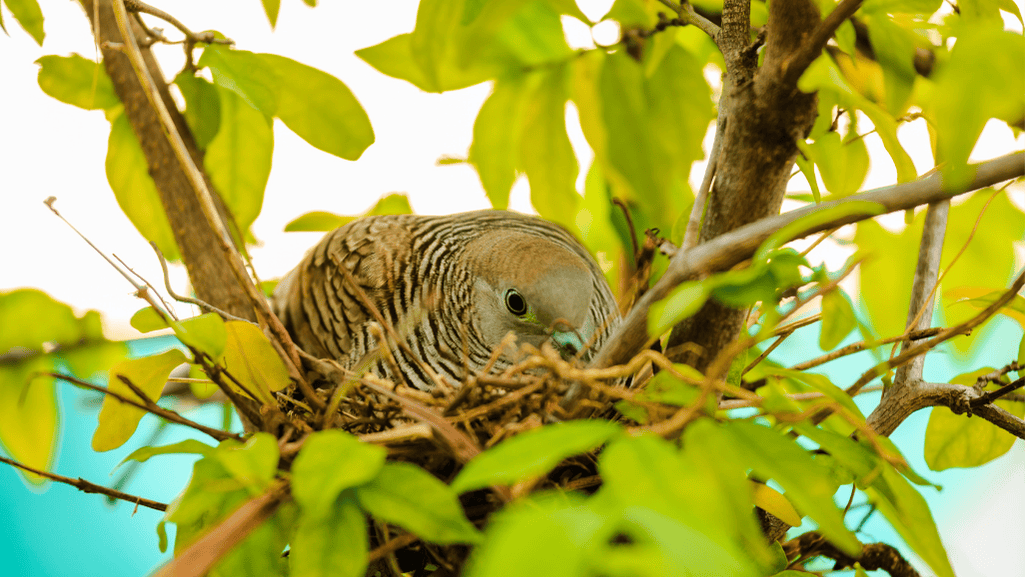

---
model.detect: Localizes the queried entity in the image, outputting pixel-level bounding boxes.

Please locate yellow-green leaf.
[0,359,57,483]
[752,483,803,527]
[36,54,119,111]
[291,494,367,577]
[291,430,386,515]
[175,313,227,361]
[221,321,290,405]
[92,348,188,451]
[6,0,44,45]
[105,113,180,261]
[470,75,534,210]
[819,289,857,350]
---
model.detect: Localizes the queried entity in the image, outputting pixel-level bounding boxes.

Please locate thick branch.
[0,455,168,512]
[593,151,1025,369]
[783,0,865,87]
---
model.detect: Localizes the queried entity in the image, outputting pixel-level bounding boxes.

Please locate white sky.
[1,2,1023,576]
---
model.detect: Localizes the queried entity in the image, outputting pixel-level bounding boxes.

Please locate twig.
[971,376,1025,408]
[368,532,420,563]
[47,372,240,442]
[655,0,721,40]
[0,455,168,512]
[785,532,921,577]
[113,252,176,321]
[150,242,249,323]
[788,328,942,371]
[684,117,726,250]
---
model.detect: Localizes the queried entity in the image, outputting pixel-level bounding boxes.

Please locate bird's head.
[467,230,598,361]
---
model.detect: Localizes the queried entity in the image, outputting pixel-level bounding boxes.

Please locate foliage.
[1,0,1023,576]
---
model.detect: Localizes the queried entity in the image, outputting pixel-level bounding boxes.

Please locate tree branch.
[48,372,241,442]
[782,0,865,87]
[592,151,1025,369]
[0,455,167,512]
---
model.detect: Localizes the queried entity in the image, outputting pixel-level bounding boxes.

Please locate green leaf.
[6,0,44,45]
[261,0,280,27]
[866,467,954,577]
[647,281,711,336]
[204,86,274,237]
[470,75,534,209]
[0,359,57,483]
[118,439,215,468]
[923,23,1024,187]
[291,494,367,577]
[174,71,221,149]
[220,320,290,405]
[519,65,580,227]
[92,349,188,451]
[213,433,280,490]
[864,15,917,114]
[452,421,622,493]
[356,462,481,545]
[259,54,374,161]
[291,430,386,515]
[36,54,119,111]
[862,0,943,15]
[465,493,605,577]
[106,113,181,261]
[799,55,917,183]
[819,289,857,350]
[797,130,869,197]
[721,421,860,554]
[198,45,279,116]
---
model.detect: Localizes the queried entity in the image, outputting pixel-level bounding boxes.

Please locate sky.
[1,1,1023,576]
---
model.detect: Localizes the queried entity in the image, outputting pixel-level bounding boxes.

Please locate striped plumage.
[272,210,619,390]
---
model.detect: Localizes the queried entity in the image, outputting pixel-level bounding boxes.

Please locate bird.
[271,210,620,391]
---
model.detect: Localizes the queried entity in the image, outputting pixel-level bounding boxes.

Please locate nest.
[269,332,716,575]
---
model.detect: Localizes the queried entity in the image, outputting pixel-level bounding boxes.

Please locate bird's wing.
[272,215,417,362]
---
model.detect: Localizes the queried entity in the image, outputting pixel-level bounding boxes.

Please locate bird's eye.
[504,289,528,316]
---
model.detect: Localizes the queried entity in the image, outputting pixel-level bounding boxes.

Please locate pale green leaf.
[36,54,119,111]
[261,0,280,28]
[106,113,180,261]
[204,86,274,236]
[470,75,534,209]
[284,211,354,232]
[819,289,857,350]
[259,54,374,160]
[648,281,711,336]
[452,421,622,493]
[519,65,580,227]
[0,359,57,483]
[175,313,227,361]
[356,462,481,544]
[92,349,188,451]
[129,306,168,333]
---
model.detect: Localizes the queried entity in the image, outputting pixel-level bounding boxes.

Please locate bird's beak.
[551,329,585,359]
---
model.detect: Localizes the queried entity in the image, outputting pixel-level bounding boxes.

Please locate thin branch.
[655,0,720,40]
[684,117,725,250]
[48,372,240,442]
[971,403,1025,439]
[0,455,167,512]
[789,327,942,371]
[591,151,1025,369]
[150,242,248,323]
[971,376,1025,408]
[783,0,865,86]
[123,0,228,45]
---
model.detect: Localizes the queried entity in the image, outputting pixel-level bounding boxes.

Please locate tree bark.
[665,0,822,371]
[78,0,255,321]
